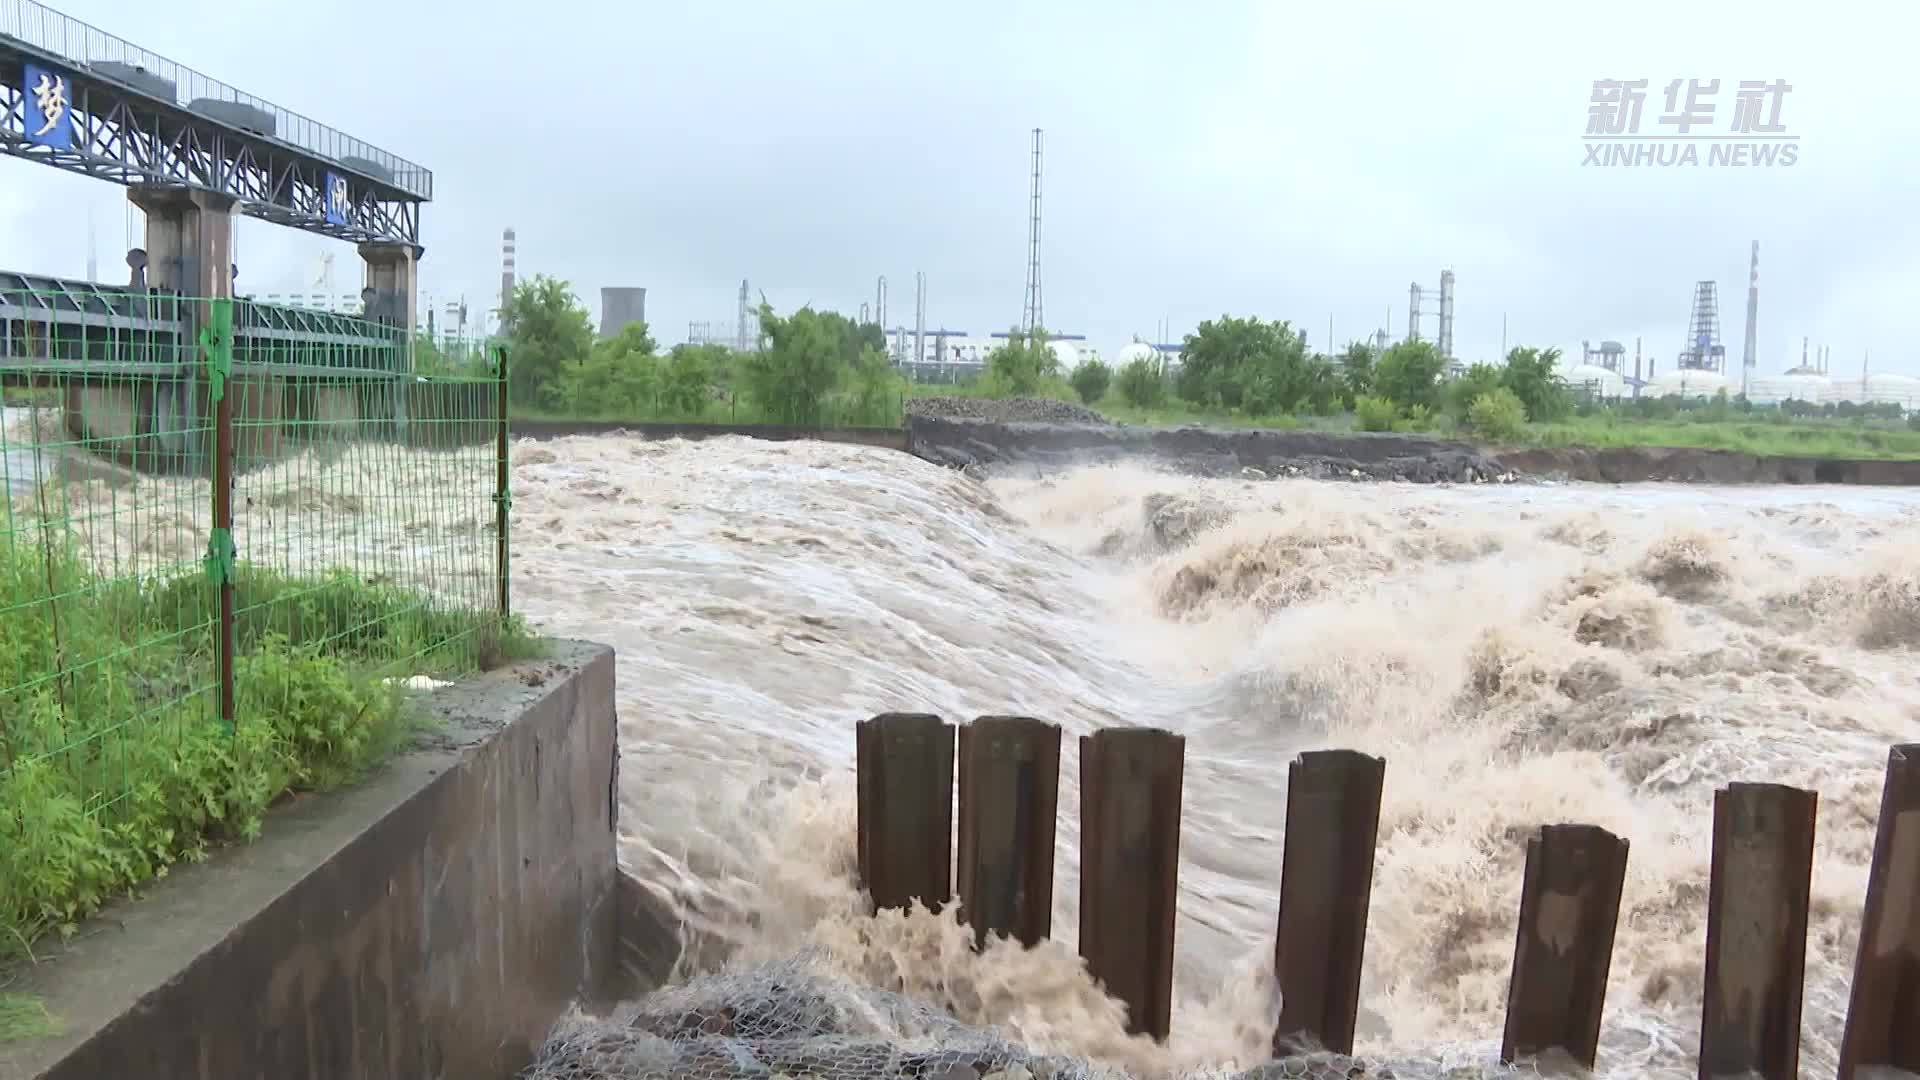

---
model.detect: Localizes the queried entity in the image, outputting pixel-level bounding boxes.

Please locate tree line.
[1062,315,1566,439]
[492,274,904,426]
[486,278,1905,439]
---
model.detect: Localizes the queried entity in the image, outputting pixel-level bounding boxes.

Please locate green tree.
[1354,396,1398,432]
[1070,359,1113,405]
[1117,356,1168,408]
[987,326,1058,396]
[1176,316,1330,415]
[1373,340,1448,412]
[1468,387,1528,440]
[561,321,659,416]
[661,341,717,416]
[846,344,904,424]
[1177,316,1286,409]
[1499,346,1569,422]
[500,275,594,409]
[812,311,887,367]
[742,304,845,425]
[1445,362,1504,420]
[1336,341,1377,408]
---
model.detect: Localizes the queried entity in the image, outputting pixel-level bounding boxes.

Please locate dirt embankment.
[904,404,1920,486]
[1490,445,1920,485]
[504,396,1920,486]
[906,414,1516,484]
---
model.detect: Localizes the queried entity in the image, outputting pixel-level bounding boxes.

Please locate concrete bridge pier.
[359,241,422,435]
[103,187,240,474]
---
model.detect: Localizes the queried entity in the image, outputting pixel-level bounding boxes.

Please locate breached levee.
[906,414,1515,485]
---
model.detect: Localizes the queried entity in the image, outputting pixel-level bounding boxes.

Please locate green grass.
[919,381,1920,459]
[514,388,907,428]
[0,991,60,1042]
[0,525,538,1017]
[1508,414,1920,459]
[515,373,1920,461]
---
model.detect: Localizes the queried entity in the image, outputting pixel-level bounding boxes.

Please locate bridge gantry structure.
[1,0,431,351]
[1,0,438,469]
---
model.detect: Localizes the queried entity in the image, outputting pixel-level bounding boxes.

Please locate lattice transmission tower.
[1021,127,1044,335]
[1679,280,1726,372]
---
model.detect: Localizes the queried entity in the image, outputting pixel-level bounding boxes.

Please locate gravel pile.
[905,396,1112,426]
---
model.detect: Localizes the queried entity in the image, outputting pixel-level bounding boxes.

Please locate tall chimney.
[914,271,926,367]
[500,227,517,316]
[1740,240,1759,398]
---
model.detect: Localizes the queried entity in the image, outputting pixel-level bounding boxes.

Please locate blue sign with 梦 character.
[323,171,350,226]
[23,63,75,150]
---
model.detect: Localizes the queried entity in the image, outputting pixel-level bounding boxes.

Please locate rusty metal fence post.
[1500,824,1629,1070]
[856,713,955,913]
[1839,744,1920,1079]
[1080,726,1185,1042]
[1271,749,1386,1056]
[1698,782,1817,1080]
[956,716,1060,949]
[494,345,511,621]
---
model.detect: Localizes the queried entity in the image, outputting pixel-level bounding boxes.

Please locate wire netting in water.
[523,956,1548,1080]
[0,285,507,838]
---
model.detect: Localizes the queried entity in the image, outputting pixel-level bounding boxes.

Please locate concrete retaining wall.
[1,639,676,1080]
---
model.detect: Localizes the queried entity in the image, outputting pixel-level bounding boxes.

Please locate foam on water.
[496,435,1920,1078]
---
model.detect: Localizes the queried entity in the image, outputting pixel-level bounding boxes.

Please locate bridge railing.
[855,712,1916,1078]
[0,294,512,962]
[0,0,432,197]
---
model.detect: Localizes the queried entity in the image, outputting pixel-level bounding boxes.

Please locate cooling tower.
[600,286,648,338]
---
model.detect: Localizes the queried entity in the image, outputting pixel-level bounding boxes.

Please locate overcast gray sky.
[5,0,1916,373]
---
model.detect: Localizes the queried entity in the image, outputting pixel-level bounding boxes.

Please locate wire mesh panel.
[229,343,503,683]
[0,285,509,960]
[0,307,219,809]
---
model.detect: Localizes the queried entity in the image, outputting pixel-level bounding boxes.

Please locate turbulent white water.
[9,413,1917,1077]
[501,433,1920,1080]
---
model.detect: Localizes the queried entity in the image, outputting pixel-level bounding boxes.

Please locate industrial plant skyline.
[2,0,1912,377]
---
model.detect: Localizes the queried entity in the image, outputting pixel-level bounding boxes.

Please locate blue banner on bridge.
[323,171,350,226]
[22,63,75,151]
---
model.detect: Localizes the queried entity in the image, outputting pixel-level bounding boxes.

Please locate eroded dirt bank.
[905,414,1920,485]
[906,414,1513,483]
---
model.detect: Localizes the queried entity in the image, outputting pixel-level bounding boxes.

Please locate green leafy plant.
[1468,387,1529,441]
[0,534,533,979]
[1116,357,1168,408]
[1354,396,1399,432]
[1070,359,1112,405]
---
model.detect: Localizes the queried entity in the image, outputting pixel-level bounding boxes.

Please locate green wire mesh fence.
[0,288,510,885]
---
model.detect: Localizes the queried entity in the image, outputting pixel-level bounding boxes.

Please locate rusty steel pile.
[519,955,1541,1080]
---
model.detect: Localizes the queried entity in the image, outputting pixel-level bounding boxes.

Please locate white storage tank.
[1648,369,1732,399]
[1862,372,1920,407]
[1746,370,1832,405]
[1557,362,1627,398]
[1116,342,1158,368]
[1048,340,1079,371]
[1780,371,1833,403]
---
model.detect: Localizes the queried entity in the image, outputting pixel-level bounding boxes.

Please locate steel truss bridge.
[0,0,429,245]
